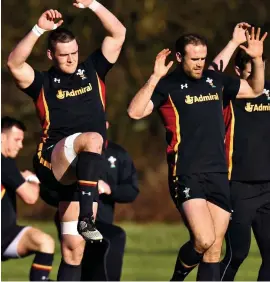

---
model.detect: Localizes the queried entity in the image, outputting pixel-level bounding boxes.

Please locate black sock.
[30,251,54,281]
[76,152,103,219]
[57,260,81,281]
[171,241,203,281]
[197,262,220,281]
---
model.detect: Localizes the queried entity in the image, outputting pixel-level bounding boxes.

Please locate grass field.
[1,220,261,281]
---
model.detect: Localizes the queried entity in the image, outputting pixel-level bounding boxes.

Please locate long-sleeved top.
[97,141,139,224]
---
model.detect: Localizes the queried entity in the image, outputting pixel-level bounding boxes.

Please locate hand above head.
[231,22,251,45]
[98,180,111,195]
[240,27,268,59]
[37,9,64,31]
[153,49,174,79]
[73,0,94,9]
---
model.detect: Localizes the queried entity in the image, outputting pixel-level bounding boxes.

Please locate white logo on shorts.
[82,191,91,196]
[183,187,191,199]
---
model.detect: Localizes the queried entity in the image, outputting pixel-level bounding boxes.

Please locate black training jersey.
[151,68,240,176]
[1,155,25,235]
[224,81,270,181]
[22,49,113,167]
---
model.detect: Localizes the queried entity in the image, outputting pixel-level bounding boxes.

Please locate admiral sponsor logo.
[185,93,219,104]
[56,83,92,99]
[245,102,270,112]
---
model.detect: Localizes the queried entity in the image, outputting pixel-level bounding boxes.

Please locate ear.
[176,52,182,63]
[47,49,53,61]
[234,66,241,76]
[1,133,6,144]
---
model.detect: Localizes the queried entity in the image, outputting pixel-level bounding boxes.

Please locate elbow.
[24,195,38,205]
[115,27,126,46]
[7,55,14,70]
[127,109,142,120]
[7,53,18,71]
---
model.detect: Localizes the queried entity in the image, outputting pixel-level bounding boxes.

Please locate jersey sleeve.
[83,49,114,81]
[217,72,241,101]
[20,70,44,101]
[1,157,25,192]
[151,80,169,109]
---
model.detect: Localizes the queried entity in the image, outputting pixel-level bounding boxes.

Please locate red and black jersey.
[1,154,25,247]
[151,67,240,176]
[224,81,270,181]
[21,49,113,168]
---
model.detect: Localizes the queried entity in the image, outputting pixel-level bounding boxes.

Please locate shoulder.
[203,69,222,80]
[264,80,270,90]
[156,69,179,92]
[107,141,128,155]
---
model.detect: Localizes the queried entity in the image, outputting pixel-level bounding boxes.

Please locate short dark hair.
[235,48,267,70]
[175,33,208,56]
[47,27,76,52]
[1,116,26,132]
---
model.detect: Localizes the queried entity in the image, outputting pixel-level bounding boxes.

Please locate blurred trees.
[2,0,270,221]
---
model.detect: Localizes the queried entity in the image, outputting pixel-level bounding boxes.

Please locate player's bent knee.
[81,132,103,152]
[62,234,85,265]
[195,234,215,253]
[39,234,55,253]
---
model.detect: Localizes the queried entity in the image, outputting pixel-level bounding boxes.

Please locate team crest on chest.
[76,68,87,80]
[206,77,216,88]
[108,156,117,168]
[263,88,270,100]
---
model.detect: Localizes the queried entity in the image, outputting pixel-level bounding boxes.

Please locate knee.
[115,227,126,247]
[81,132,103,153]
[230,247,249,267]
[203,239,223,262]
[37,233,55,254]
[62,236,85,265]
[194,233,216,253]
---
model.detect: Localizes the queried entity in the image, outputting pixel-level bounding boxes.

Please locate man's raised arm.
[73,0,126,63]
[209,22,250,72]
[128,49,173,120]
[236,27,267,98]
[7,10,63,89]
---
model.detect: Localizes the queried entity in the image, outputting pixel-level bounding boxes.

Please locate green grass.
[1,221,261,281]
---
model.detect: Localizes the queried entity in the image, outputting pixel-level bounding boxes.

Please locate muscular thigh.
[207,201,230,240]
[182,199,215,243]
[51,138,77,185]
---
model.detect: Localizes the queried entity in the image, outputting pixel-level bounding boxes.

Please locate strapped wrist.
[32,24,58,37]
[32,24,47,37]
[88,0,101,11]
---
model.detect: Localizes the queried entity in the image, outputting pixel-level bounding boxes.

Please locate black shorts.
[1,224,25,260]
[33,147,99,207]
[169,172,231,212]
[230,181,270,224]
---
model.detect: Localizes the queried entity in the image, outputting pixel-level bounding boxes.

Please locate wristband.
[89,0,100,11]
[32,24,57,37]
[77,0,101,11]
[26,175,40,184]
